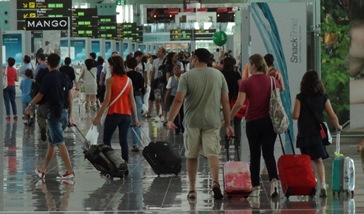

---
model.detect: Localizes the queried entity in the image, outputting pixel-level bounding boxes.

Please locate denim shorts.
[47,109,68,145]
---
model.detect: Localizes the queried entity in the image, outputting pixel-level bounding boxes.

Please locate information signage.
[25,17,69,31]
[117,23,143,42]
[71,8,98,38]
[170,29,192,41]
[194,29,216,40]
[17,0,72,30]
[98,16,117,39]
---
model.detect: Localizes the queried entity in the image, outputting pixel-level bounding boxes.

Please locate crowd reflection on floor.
[1,100,364,213]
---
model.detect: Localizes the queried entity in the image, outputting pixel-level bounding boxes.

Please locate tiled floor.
[1,98,364,213]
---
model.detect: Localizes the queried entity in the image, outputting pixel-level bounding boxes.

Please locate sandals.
[187,190,197,200]
[212,181,224,199]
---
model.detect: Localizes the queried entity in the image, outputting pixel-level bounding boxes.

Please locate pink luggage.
[223,137,252,198]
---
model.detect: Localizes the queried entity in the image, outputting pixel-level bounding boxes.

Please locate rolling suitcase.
[142,141,182,176]
[70,124,128,179]
[277,131,317,198]
[131,126,182,176]
[332,131,355,197]
[223,136,252,198]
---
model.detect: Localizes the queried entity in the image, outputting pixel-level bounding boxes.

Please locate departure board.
[194,29,216,40]
[117,23,143,42]
[71,8,98,38]
[170,29,192,41]
[98,16,117,39]
[17,0,72,30]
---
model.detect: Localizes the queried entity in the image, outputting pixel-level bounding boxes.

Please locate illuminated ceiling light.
[203,22,212,30]
[194,22,200,30]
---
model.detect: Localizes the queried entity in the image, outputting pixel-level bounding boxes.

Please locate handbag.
[100,77,130,126]
[3,66,8,89]
[230,98,248,118]
[302,98,332,146]
[269,77,289,134]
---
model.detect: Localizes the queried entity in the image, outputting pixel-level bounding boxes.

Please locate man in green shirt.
[167,48,234,200]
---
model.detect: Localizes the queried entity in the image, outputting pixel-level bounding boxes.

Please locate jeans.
[3,86,17,116]
[246,116,278,187]
[103,113,131,163]
[47,109,68,145]
[129,95,143,147]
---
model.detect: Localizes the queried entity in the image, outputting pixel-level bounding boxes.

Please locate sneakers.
[249,187,261,197]
[56,171,75,180]
[6,116,10,121]
[132,146,140,152]
[270,179,280,198]
[13,115,18,120]
[41,128,47,141]
[320,184,328,197]
[35,169,46,179]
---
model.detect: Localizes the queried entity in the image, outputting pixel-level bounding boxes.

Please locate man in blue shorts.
[167,48,234,200]
[26,53,75,180]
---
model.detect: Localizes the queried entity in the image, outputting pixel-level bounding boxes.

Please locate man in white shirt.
[149,47,166,118]
[100,51,120,83]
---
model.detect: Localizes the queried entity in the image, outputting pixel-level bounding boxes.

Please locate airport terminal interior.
[2,0,364,213]
[0,99,364,213]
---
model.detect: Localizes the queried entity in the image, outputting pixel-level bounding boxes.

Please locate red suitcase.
[277,133,317,199]
[223,136,252,198]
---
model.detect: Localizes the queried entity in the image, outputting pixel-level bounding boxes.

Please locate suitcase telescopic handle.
[335,131,341,155]
[130,125,150,147]
[278,129,295,155]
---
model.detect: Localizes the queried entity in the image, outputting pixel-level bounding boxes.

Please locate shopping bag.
[85,125,99,145]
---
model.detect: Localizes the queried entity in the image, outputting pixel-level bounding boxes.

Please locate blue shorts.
[47,109,68,145]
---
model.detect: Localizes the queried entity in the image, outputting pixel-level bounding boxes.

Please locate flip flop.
[212,181,224,200]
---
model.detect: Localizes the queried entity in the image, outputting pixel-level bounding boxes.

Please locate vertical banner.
[250,2,307,150]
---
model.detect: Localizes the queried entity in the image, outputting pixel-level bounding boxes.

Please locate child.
[20,69,35,125]
[164,64,183,134]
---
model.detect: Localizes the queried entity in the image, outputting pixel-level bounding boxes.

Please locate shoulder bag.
[301,97,332,146]
[269,76,289,134]
[100,77,130,126]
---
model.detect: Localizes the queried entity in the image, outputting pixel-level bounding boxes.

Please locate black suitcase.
[70,124,128,179]
[142,141,182,176]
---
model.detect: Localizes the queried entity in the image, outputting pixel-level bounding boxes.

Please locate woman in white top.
[79,58,97,110]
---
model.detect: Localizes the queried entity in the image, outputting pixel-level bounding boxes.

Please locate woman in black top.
[125,57,144,152]
[293,70,342,197]
[222,57,243,154]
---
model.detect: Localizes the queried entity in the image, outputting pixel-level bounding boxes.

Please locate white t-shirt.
[101,61,111,80]
[152,57,165,80]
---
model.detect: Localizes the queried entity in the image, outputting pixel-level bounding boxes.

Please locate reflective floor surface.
[1,98,364,213]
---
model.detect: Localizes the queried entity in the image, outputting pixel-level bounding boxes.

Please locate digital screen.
[117,22,143,42]
[170,29,192,41]
[194,29,216,40]
[2,34,23,66]
[71,8,98,38]
[98,16,117,39]
[17,0,71,10]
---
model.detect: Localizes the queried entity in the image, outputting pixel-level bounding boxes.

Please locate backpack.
[30,80,39,99]
[157,58,167,84]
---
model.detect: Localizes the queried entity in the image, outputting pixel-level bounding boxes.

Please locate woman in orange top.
[93,55,139,163]
[3,57,19,121]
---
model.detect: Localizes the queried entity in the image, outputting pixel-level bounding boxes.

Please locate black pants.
[97,85,106,103]
[246,116,278,187]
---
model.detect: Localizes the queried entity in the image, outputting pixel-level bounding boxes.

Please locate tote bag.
[269,77,289,134]
[2,66,8,89]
